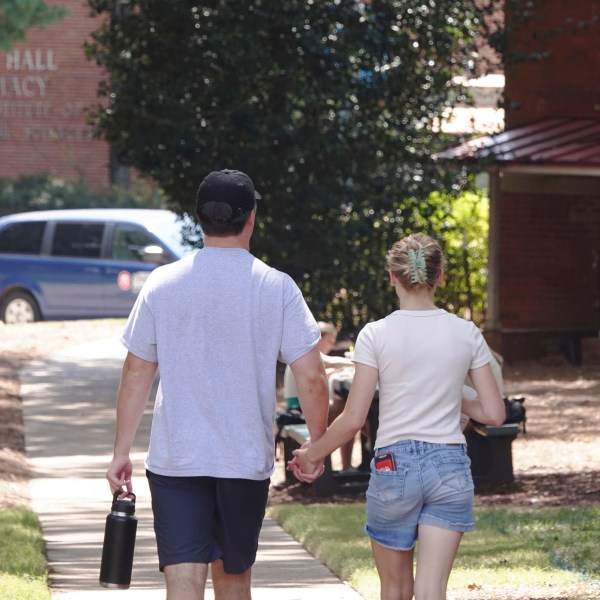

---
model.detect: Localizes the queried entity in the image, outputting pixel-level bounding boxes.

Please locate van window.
[52,223,104,258]
[111,223,164,262]
[0,221,45,254]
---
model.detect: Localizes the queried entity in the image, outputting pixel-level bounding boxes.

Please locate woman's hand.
[286,442,325,483]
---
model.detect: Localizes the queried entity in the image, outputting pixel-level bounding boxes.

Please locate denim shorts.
[365,440,475,551]
[146,470,270,574]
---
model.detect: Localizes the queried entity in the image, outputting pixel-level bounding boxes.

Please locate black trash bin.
[465,423,519,486]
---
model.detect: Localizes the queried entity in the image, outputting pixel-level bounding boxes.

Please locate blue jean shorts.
[365,440,475,551]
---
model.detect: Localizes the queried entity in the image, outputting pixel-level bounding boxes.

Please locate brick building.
[440,0,600,361]
[0,1,112,189]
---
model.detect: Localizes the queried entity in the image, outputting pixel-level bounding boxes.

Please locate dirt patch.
[269,355,600,508]
[493,357,600,507]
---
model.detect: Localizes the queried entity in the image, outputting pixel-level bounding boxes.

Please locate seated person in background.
[283,322,356,470]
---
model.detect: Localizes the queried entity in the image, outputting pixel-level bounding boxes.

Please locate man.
[106,169,329,600]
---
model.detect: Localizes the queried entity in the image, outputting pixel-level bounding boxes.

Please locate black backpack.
[504,397,526,432]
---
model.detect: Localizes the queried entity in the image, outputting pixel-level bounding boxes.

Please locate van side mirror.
[142,245,168,264]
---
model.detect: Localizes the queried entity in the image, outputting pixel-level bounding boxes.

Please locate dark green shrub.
[0,174,166,216]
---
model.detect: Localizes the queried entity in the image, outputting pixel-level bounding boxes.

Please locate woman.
[291,233,505,600]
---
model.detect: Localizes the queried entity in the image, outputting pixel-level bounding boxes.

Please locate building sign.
[0,48,93,143]
[6,48,59,71]
[0,1,110,189]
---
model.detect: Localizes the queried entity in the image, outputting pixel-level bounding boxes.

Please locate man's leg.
[164,562,209,600]
[213,478,269,600]
[147,472,221,599]
[211,559,252,600]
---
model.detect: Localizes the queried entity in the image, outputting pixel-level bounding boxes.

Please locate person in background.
[291,232,504,600]
[106,169,329,600]
[283,321,356,469]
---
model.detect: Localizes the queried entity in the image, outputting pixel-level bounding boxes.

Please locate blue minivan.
[0,209,203,324]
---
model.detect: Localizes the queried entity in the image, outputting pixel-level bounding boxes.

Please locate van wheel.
[0,291,41,324]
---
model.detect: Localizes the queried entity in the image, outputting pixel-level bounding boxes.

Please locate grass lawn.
[0,507,50,600]
[269,502,600,600]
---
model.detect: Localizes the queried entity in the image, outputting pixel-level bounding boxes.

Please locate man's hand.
[106,454,133,495]
[287,456,325,483]
[286,441,325,483]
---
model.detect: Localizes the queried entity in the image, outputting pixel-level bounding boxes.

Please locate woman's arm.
[292,363,378,475]
[462,363,505,426]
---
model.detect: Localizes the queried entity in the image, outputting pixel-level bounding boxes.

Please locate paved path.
[21,337,364,599]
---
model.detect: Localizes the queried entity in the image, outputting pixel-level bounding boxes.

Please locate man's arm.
[294,363,378,475]
[106,352,158,494]
[289,346,329,476]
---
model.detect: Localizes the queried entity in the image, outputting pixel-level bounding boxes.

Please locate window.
[111,223,163,262]
[51,223,104,258]
[0,221,45,254]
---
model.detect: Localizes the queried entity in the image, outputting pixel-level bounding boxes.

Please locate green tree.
[415,189,489,322]
[85,0,483,334]
[0,0,66,50]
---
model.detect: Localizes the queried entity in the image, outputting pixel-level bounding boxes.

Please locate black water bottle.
[99,491,138,589]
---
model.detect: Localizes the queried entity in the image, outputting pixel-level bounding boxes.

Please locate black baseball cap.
[196,169,261,223]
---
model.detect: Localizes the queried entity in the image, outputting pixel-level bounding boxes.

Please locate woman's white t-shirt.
[352,309,492,448]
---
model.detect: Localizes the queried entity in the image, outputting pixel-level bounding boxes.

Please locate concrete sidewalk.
[21,337,364,599]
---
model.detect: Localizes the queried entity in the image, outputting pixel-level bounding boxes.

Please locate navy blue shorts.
[146,470,270,574]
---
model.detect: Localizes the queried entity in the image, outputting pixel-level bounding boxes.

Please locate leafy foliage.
[85,0,487,333]
[421,189,489,322]
[0,0,66,50]
[314,186,490,339]
[0,174,165,215]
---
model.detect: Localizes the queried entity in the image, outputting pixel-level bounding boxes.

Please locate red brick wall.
[504,0,600,127]
[498,192,600,331]
[0,0,111,189]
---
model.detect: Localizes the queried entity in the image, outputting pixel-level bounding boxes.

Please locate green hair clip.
[408,247,426,284]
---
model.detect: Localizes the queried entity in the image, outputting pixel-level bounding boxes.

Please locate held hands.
[287,441,325,483]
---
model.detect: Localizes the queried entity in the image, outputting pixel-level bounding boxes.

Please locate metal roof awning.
[437,117,600,170]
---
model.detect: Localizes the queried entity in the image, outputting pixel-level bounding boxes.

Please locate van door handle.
[84,266,101,274]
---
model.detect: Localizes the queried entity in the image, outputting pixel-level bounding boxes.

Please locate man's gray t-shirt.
[121,247,320,480]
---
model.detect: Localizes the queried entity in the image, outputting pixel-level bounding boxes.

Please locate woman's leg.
[413,524,462,600]
[370,538,415,600]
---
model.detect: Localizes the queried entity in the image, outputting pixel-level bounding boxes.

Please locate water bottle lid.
[111,491,136,515]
